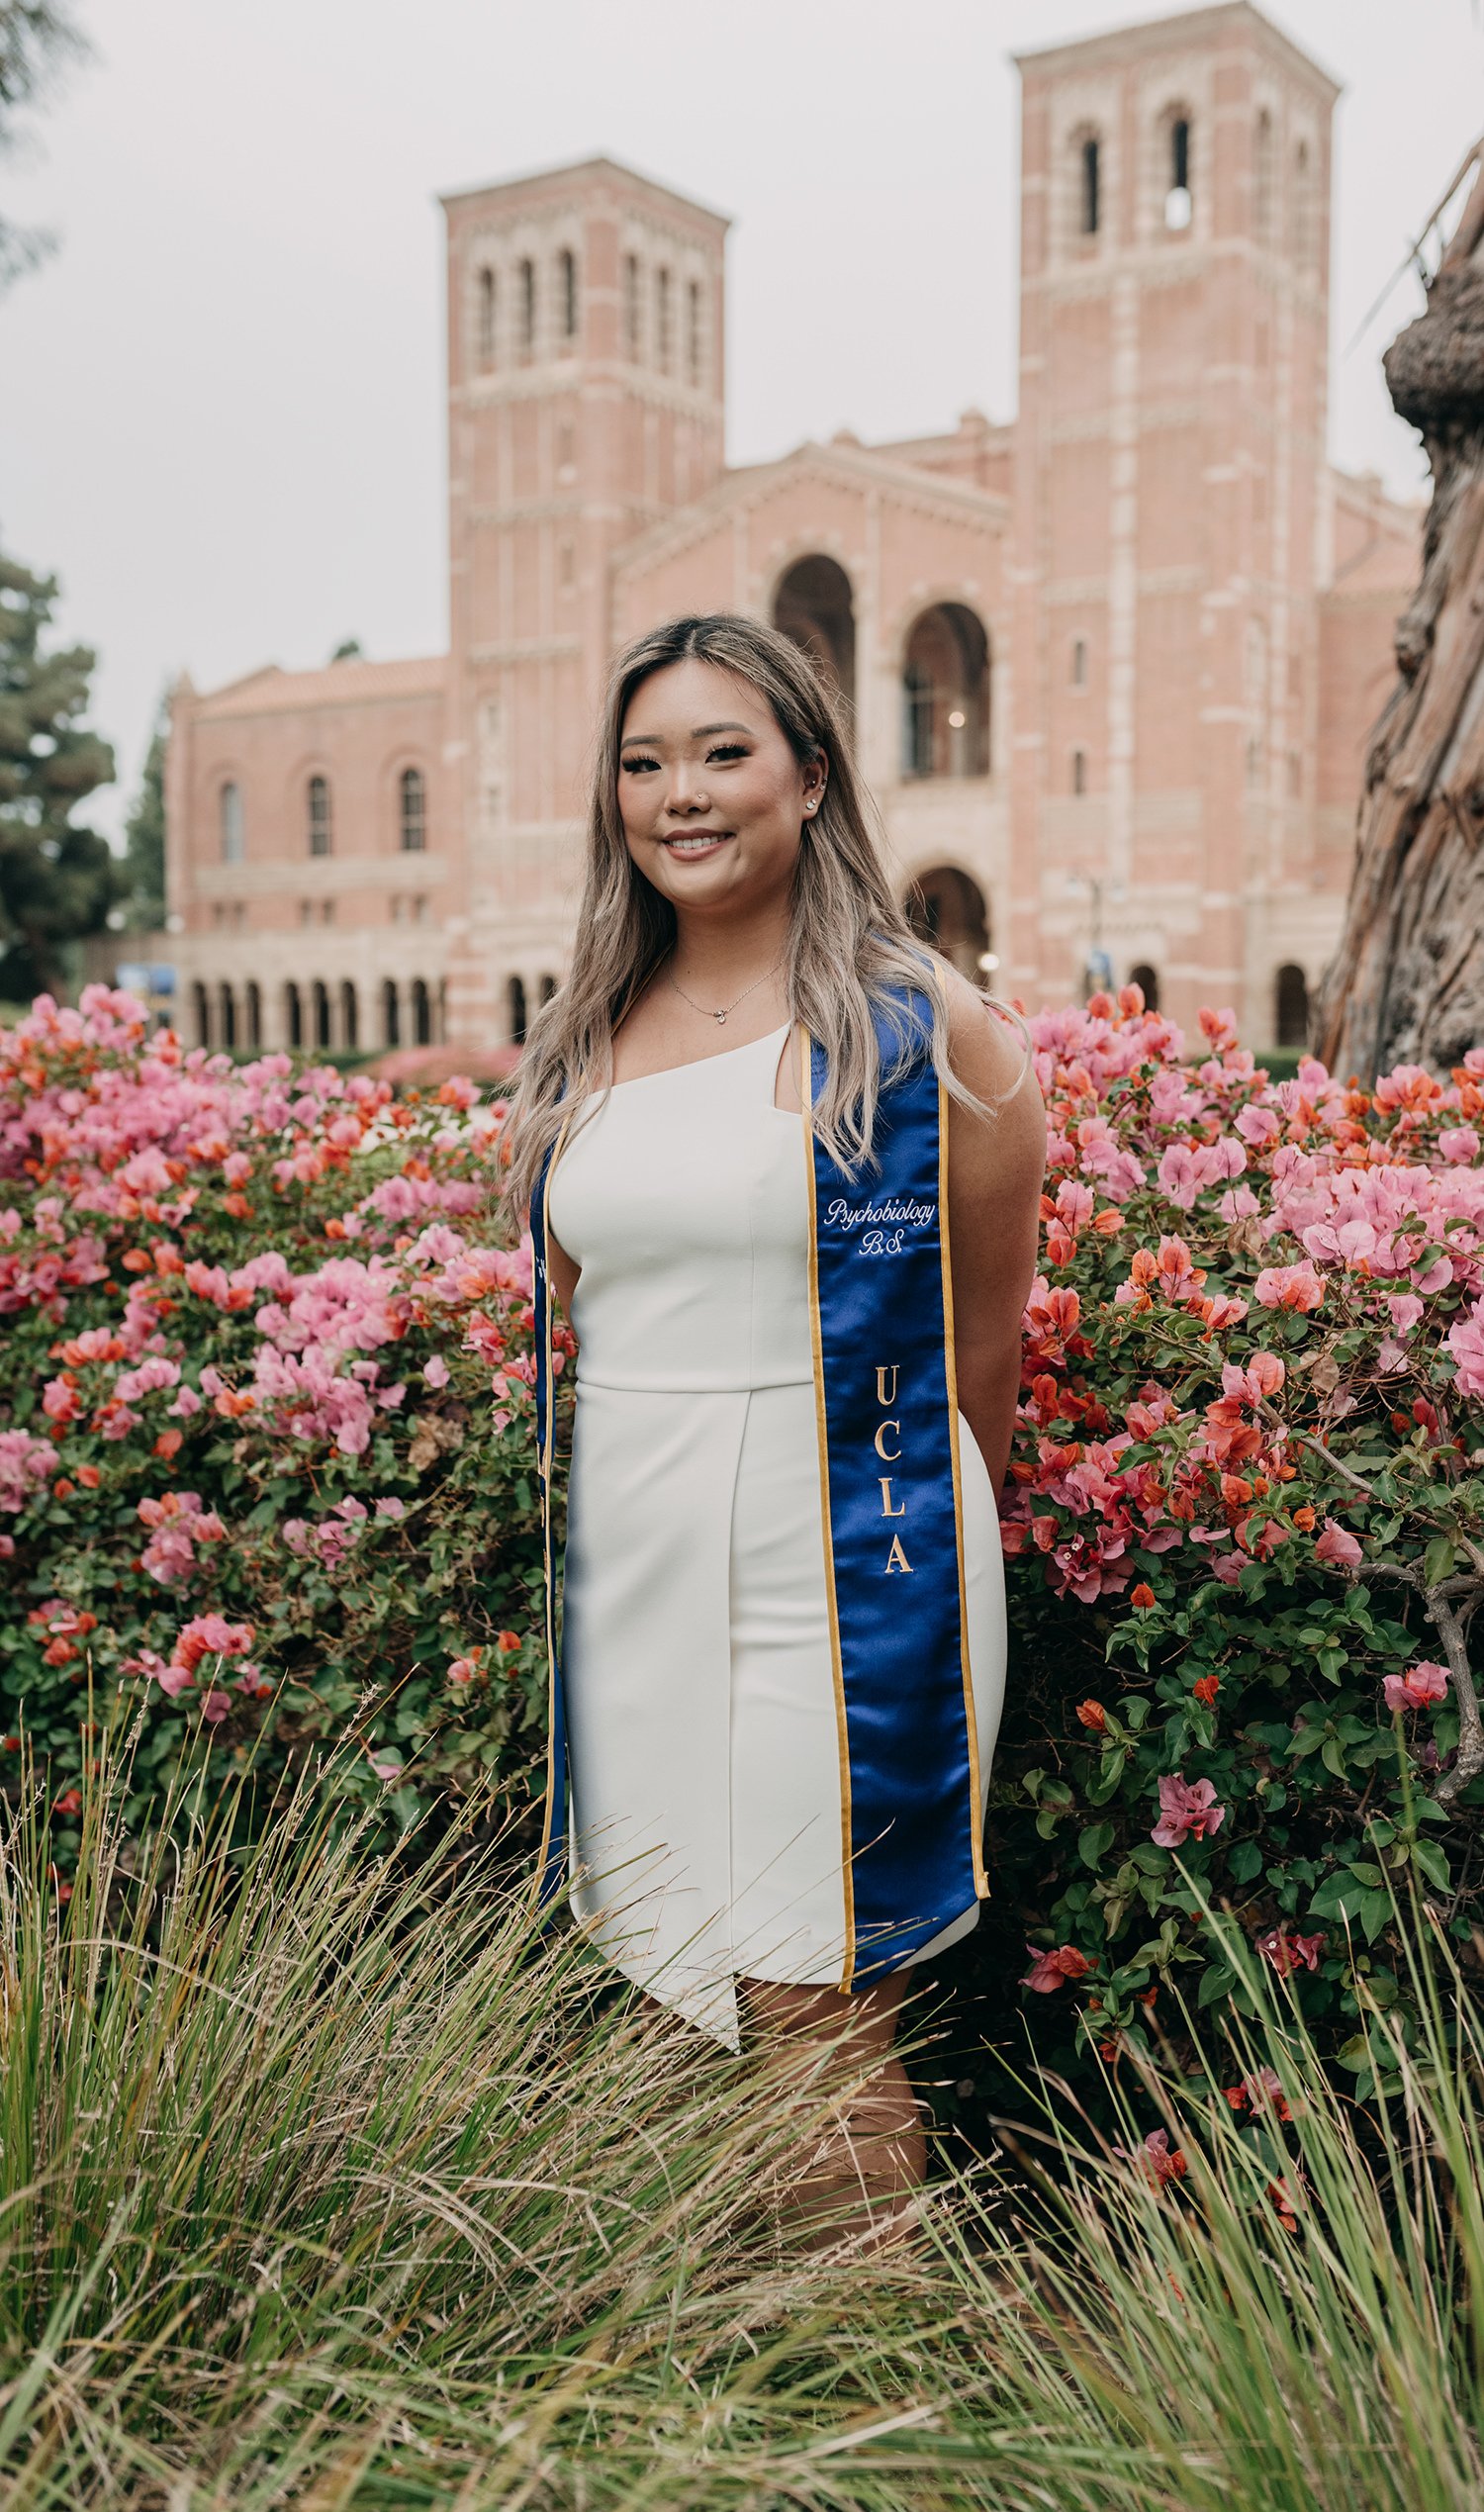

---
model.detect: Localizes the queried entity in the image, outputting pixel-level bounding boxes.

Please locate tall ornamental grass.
[0,1746,1480,2509]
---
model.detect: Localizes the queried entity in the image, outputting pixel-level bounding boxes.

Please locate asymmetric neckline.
[608,1021,791,1093]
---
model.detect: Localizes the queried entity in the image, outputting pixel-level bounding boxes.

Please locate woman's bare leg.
[738,1970,923,2251]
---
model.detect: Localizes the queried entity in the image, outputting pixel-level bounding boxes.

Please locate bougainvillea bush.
[2,983,1482,2103]
[0,986,563,1850]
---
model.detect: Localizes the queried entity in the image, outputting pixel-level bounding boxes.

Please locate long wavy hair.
[503,610,1000,1211]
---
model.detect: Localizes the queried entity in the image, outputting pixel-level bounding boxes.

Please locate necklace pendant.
[714,1009,727,1024]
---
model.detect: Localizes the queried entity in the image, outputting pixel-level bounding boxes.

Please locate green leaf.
[1411,1836,1452,1892]
[1422,1535,1456,1589]
[1079,1820,1116,1872]
[1228,1838,1263,1885]
[1320,1735,1347,1779]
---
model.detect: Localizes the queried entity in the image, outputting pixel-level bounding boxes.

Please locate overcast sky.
[4,0,1481,839]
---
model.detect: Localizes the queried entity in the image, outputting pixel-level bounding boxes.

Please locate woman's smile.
[660,829,734,860]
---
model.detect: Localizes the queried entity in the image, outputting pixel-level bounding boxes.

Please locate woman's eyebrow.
[618,720,755,747]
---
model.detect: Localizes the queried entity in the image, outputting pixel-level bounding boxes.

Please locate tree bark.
[1316,172,1484,1079]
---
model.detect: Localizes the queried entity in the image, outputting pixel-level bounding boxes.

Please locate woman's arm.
[942,973,1046,1496]
[547,1231,580,1323]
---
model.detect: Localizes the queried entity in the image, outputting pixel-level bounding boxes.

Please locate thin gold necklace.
[665,958,784,1027]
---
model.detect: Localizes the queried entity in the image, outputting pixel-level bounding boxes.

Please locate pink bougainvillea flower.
[1114,2127,1188,2187]
[1447,1303,1484,1398]
[1256,1927,1325,1977]
[1314,1518,1362,1568]
[1152,1773,1226,1847]
[1438,1127,1479,1164]
[1382,1660,1449,1714]
[1253,1260,1325,1312]
[1021,1942,1093,1994]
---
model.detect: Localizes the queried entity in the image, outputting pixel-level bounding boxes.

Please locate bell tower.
[440,158,729,1045]
[1008,2,1338,1040]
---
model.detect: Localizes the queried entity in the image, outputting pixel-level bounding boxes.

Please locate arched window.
[219,781,244,865]
[518,256,535,358]
[340,978,358,1053]
[307,774,331,857]
[899,604,990,779]
[557,246,578,343]
[245,980,262,1052]
[654,266,671,372]
[1071,746,1088,795]
[476,265,496,369]
[903,867,991,983]
[1071,636,1088,688]
[382,977,400,1050]
[509,974,528,1046]
[1292,140,1314,265]
[623,252,640,359]
[688,277,702,385]
[399,765,426,853]
[1164,113,1193,232]
[1128,963,1159,1012]
[773,554,857,715]
[192,979,210,1049]
[219,981,236,1052]
[1253,109,1273,243]
[539,973,558,1004]
[1080,135,1101,236]
[312,979,331,1052]
[412,977,431,1046]
[284,980,303,1051]
[1275,963,1309,1048]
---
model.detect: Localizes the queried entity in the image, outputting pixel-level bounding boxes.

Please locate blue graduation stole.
[530,999,986,1990]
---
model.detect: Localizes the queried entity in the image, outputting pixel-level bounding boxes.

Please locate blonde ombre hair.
[504,610,990,1210]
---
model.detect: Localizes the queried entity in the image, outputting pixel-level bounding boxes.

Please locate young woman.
[506,612,1044,2244]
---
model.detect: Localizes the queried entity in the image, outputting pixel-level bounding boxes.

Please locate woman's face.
[616,657,826,922]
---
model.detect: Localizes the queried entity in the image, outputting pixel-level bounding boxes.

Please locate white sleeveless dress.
[546,1023,1007,2050]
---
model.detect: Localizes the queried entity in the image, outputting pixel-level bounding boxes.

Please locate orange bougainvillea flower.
[1192,1671,1220,1704]
[1131,1582,1157,1611]
[1075,1699,1107,1731]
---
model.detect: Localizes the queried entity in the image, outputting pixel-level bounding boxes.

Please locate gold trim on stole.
[800,1026,858,1994]
[937,1074,989,1898]
[532,1112,572,1909]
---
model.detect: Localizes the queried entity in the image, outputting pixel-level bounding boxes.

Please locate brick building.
[164,0,1418,1060]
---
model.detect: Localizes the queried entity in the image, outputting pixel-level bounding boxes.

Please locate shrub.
[1,983,1481,2102]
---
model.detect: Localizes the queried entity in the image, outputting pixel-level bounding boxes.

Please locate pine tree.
[0,2,85,289]
[0,545,119,1001]
[122,701,167,930]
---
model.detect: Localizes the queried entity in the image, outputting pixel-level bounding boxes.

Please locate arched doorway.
[901,604,990,779]
[412,978,432,1046]
[1127,962,1159,1012]
[312,979,331,1052]
[1275,962,1309,1048]
[773,555,856,715]
[382,978,401,1049]
[904,866,991,982]
[284,981,303,1051]
[340,979,359,1053]
[508,975,528,1047]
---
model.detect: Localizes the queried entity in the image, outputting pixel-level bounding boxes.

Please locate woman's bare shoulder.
[937,965,1044,1127]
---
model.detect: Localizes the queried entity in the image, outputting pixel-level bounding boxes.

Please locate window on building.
[320,897,334,924]
[1071,747,1088,795]
[1275,963,1309,1048]
[219,781,244,865]
[219,982,236,1052]
[687,277,702,385]
[558,245,578,343]
[623,253,640,358]
[399,765,426,852]
[1253,109,1273,243]
[899,604,990,779]
[413,893,429,924]
[412,977,431,1046]
[509,974,528,1046]
[1128,962,1159,1012]
[1164,114,1193,231]
[340,979,358,1052]
[1293,140,1314,264]
[1080,136,1101,236]
[192,980,210,1049]
[299,898,314,925]
[244,981,261,1052]
[476,265,496,369]
[312,979,331,1051]
[284,980,303,1050]
[1071,636,1088,688]
[382,977,400,1049]
[539,973,558,1004]
[308,774,331,857]
[518,256,535,358]
[559,537,575,591]
[655,266,672,372]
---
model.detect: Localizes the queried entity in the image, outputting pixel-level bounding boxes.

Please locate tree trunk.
[1316,174,1484,1079]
